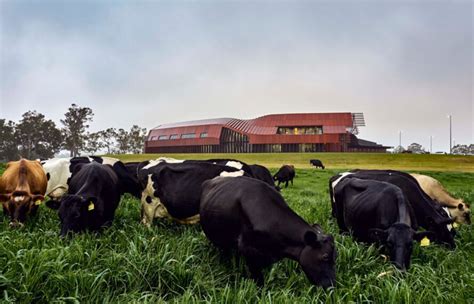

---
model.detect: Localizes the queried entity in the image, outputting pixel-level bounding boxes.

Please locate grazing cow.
[123,162,141,178]
[273,165,295,188]
[248,164,279,190]
[410,173,471,225]
[138,162,245,227]
[47,162,121,236]
[331,170,455,248]
[41,156,140,204]
[200,176,336,288]
[310,159,325,169]
[332,177,432,270]
[0,159,47,227]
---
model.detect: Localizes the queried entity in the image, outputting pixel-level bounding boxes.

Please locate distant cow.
[331,170,455,248]
[47,162,121,237]
[200,176,336,288]
[273,165,295,188]
[310,159,325,169]
[41,156,141,203]
[411,173,471,225]
[0,159,47,227]
[137,161,245,227]
[332,177,431,270]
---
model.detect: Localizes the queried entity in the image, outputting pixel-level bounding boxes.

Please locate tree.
[0,119,19,161]
[406,143,425,154]
[115,128,130,154]
[393,145,405,154]
[15,111,62,159]
[128,125,147,154]
[84,131,105,155]
[98,128,117,154]
[61,104,94,157]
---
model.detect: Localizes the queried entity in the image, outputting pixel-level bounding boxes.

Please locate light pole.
[448,115,452,154]
[430,135,433,154]
[399,130,402,148]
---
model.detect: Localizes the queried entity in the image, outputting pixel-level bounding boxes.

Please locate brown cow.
[0,159,47,227]
[410,173,471,225]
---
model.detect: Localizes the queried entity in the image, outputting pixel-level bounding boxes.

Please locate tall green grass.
[0,169,473,303]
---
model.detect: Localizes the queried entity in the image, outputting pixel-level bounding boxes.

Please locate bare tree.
[61,104,94,157]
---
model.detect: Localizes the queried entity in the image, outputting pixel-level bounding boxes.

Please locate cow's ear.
[85,197,97,212]
[458,203,464,210]
[414,231,435,241]
[368,228,388,242]
[45,199,61,210]
[304,230,320,248]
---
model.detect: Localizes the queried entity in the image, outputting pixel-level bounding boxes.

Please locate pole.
[449,115,452,154]
[430,136,432,154]
[399,130,402,147]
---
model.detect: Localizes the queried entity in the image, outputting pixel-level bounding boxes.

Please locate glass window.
[170,134,179,140]
[181,133,196,139]
[158,135,169,140]
[200,132,208,138]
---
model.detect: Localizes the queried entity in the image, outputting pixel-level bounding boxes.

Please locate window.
[158,135,169,140]
[150,136,157,140]
[277,126,323,135]
[181,133,196,139]
[170,134,179,140]
[200,132,208,138]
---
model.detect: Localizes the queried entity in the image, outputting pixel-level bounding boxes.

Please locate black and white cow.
[47,162,121,237]
[41,156,141,203]
[200,176,337,288]
[310,159,325,169]
[273,165,295,188]
[137,161,246,227]
[332,177,432,270]
[330,170,455,248]
[248,164,279,190]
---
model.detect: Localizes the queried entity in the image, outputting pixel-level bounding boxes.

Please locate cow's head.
[449,202,471,225]
[0,191,44,227]
[425,210,456,249]
[298,230,337,288]
[369,223,434,270]
[50,194,97,237]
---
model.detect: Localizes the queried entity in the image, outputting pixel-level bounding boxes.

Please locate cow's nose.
[9,221,24,228]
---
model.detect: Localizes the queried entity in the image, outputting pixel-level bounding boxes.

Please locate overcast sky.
[1,1,472,152]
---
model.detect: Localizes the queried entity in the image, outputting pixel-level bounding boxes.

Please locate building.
[144,112,390,153]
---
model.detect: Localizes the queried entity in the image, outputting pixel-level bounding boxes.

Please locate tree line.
[0,104,147,161]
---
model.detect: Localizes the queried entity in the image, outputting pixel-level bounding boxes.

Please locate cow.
[330,170,455,248]
[0,159,47,227]
[248,164,279,190]
[310,159,325,169]
[123,161,141,178]
[332,177,432,270]
[47,162,121,237]
[41,156,140,206]
[138,161,246,227]
[200,176,337,288]
[273,165,295,188]
[410,173,471,225]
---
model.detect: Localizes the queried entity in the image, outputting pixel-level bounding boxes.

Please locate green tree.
[115,128,130,154]
[128,125,147,154]
[14,111,62,159]
[61,104,94,157]
[0,119,19,161]
[98,128,117,154]
[84,131,105,155]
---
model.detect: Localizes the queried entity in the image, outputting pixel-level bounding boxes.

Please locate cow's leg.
[238,231,272,286]
[285,181,289,188]
[291,178,294,186]
[141,195,157,227]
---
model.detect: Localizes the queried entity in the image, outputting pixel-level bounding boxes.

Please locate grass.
[111,153,474,172]
[0,154,473,303]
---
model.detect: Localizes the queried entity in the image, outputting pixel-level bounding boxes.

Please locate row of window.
[277,126,323,135]
[150,132,208,141]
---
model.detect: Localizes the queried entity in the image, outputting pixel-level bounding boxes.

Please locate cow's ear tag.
[453,222,459,229]
[35,200,42,205]
[420,236,430,247]
[88,202,95,211]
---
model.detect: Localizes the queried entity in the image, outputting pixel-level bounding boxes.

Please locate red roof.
[147,112,356,146]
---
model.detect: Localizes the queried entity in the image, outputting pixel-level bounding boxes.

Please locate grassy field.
[0,154,473,303]
[113,153,474,172]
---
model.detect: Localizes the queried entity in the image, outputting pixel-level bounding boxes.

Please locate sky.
[0,0,472,152]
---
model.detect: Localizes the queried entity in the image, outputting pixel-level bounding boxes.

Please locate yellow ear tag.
[453,222,459,228]
[88,202,95,211]
[420,236,430,247]
[35,200,42,205]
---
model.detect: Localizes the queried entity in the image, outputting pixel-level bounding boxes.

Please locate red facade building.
[144,113,390,153]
